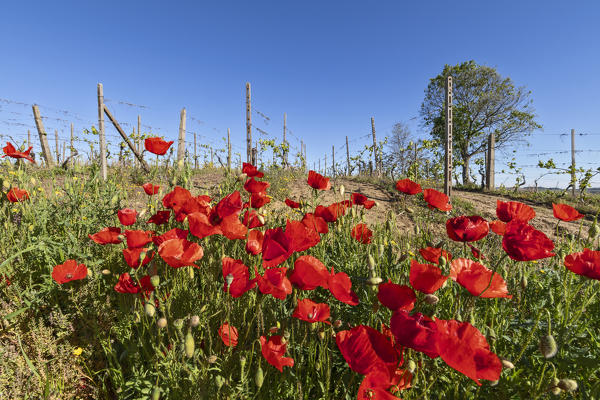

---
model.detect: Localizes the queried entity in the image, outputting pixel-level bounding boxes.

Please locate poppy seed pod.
[558,379,577,392]
[540,334,558,358]
[174,319,184,330]
[184,331,195,358]
[317,330,325,340]
[339,184,345,197]
[588,218,599,238]
[144,302,156,317]
[207,355,218,364]
[157,318,167,329]
[257,214,265,225]
[101,269,111,275]
[500,358,515,369]
[521,276,528,290]
[150,275,160,287]
[407,359,417,374]
[424,294,439,305]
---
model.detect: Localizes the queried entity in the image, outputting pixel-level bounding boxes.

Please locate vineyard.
[1,131,599,399]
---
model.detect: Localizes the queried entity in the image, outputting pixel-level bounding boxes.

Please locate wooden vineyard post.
[332,147,336,177]
[325,154,327,176]
[27,130,31,147]
[413,142,418,180]
[571,128,576,197]
[62,142,66,164]
[97,83,108,180]
[318,158,320,174]
[193,132,198,169]
[177,108,186,169]
[227,128,232,171]
[246,83,252,163]
[55,130,60,164]
[251,147,257,166]
[371,117,380,177]
[444,76,453,196]
[103,106,151,173]
[301,140,304,170]
[283,113,287,167]
[346,136,350,176]
[137,115,142,168]
[70,123,74,167]
[31,105,54,167]
[486,133,495,190]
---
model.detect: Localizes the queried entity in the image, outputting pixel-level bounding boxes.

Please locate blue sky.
[1,1,599,187]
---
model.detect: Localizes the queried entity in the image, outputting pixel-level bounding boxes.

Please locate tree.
[420,60,541,185]
[385,122,413,176]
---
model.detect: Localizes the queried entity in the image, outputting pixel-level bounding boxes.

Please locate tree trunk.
[462,153,471,185]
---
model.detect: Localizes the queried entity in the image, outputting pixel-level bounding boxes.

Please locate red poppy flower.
[2,142,35,163]
[395,179,422,195]
[180,195,212,219]
[242,210,264,228]
[244,177,270,194]
[114,273,140,294]
[419,247,452,265]
[301,213,329,234]
[564,249,600,280]
[261,227,293,268]
[162,186,193,216]
[446,215,489,242]
[260,335,294,372]
[289,255,330,290]
[351,193,376,209]
[89,227,122,245]
[328,267,359,305]
[222,257,257,297]
[218,323,239,347]
[158,238,203,268]
[292,298,331,324]
[6,187,29,203]
[152,228,188,246]
[553,203,584,222]
[147,210,171,225]
[496,200,535,223]
[118,208,137,226]
[216,191,243,218]
[336,325,399,376]
[377,281,416,312]
[502,221,555,261]
[256,266,292,300]
[357,367,412,400]
[52,260,87,284]
[124,230,153,248]
[390,311,439,358]
[123,247,154,268]
[285,198,300,209]
[285,219,321,253]
[423,189,452,211]
[489,220,506,235]
[409,260,448,294]
[315,202,348,223]
[250,191,271,209]
[449,258,511,298]
[188,210,247,240]
[351,224,373,244]
[307,170,331,190]
[142,182,160,195]
[242,162,264,178]
[144,137,173,155]
[468,243,486,260]
[434,319,502,385]
[246,229,264,255]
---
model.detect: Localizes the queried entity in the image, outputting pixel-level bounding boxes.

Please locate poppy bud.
[257,214,265,225]
[469,313,476,326]
[367,254,376,270]
[317,330,325,340]
[540,334,558,359]
[405,207,414,214]
[254,366,264,388]
[200,304,208,313]
[424,294,439,305]
[500,358,514,369]
[207,355,218,364]
[2,179,10,190]
[487,327,497,343]
[117,234,125,241]
[237,173,247,182]
[439,256,447,268]
[378,244,384,258]
[151,387,161,400]
[385,220,393,231]
[489,380,499,387]
[367,276,382,286]
[406,359,416,374]
[558,379,577,392]
[240,355,246,370]
[171,176,178,186]
[283,329,291,340]
[214,375,225,389]
[184,331,195,358]
[139,251,147,262]
[550,378,561,395]
[110,194,119,206]
[189,315,200,328]
[139,209,147,218]
[157,317,167,329]
[145,302,156,317]
[189,267,194,280]
[414,225,420,235]
[351,207,357,218]
[102,269,111,276]
[150,275,160,287]
[339,185,345,197]
[520,276,528,290]
[174,319,184,331]
[225,273,234,287]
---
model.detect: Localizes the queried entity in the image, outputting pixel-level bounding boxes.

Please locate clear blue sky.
[1,1,599,187]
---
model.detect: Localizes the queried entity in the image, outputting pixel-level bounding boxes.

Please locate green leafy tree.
[420,60,541,184]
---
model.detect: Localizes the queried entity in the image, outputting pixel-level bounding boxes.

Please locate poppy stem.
[477,253,508,297]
